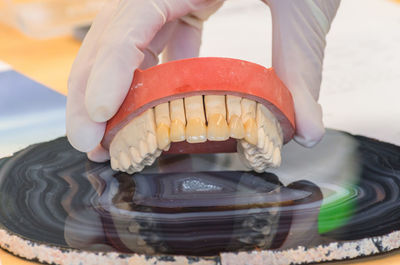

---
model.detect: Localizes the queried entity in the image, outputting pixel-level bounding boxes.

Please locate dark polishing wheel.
[0,130,400,265]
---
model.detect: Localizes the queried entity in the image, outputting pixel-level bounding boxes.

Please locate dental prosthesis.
[102,58,295,174]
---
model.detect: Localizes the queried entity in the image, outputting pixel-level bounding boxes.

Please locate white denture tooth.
[184,96,207,143]
[147,133,157,154]
[254,167,264,173]
[170,99,186,121]
[184,96,206,123]
[205,95,227,118]
[257,128,265,149]
[226,96,245,139]
[109,134,126,160]
[251,159,264,168]
[263,135,271,153]
[110,157,120,171]
[262,137,273,158]
[244,118,258,145]
[226,95,242,120]
[143,158,154,166]
[240,139,251,149]
[207,111,228,141]
[142,155,155,166]
[155,103,171,150]
[205,95,229,141]
[126,167,135,175]
[145,108,157,133]
[241,98,258,145]
[170,99,186,142]
[155,102,171,125]
[228,115,245,139]
[119,152,131,171]
[253,155,268,163]
[245,146,258,156]
[267,141,274,158]
[156,124,170,150]
[131,164,144,173]
[256,103,283,147]
[163,143,170,151]
[109,108,158,174]
[139,140,148,158]
[244,151,252,161]
[272,147,282,167]
[241,98,256,123]
[170,120,186,142]
[129,147,142,164]
[185,116,206,143]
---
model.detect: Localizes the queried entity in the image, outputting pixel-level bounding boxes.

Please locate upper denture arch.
[102,57,295,151]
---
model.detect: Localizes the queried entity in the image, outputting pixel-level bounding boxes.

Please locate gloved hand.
[66,0,341,162]
[265,0,341,147]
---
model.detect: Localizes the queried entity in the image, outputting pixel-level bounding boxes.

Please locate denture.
[102,58,295,174]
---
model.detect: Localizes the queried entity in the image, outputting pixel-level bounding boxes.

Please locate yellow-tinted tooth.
[170,99,186,121]
[226,95,242,120]
[110,157,119,170]
[257,127,265,149]
[119,152,131,170]
[155,102,171,150]
[170,99,186,142]
[156,123,171,150]
[184,96,207,143]
[163,143,170,151]
[147,133,157,154]
[272,147,281,167]
[229,114,245,139]
[129,147,141,164]
[155,103,171,125]
[256,103,283,148]
[139,140,148,158]
[244,118,258,145]
[207,113,230,141]
[240,98,256,123]
[170,119,186,142]
[204,95,229,141]
[264,138,274,158]
[186,118,207,143]
[241,98,257,145]
[109,108,160,174]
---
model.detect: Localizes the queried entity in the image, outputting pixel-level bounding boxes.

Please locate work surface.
[0,0,400,264]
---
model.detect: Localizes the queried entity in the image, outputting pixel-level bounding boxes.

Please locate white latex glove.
[265,0,341,147]
[67,0,223,161]
[67,0,340,162]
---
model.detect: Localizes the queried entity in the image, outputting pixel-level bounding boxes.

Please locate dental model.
[102,58,295,174]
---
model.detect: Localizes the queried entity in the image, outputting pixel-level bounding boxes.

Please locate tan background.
[1,0,400,262]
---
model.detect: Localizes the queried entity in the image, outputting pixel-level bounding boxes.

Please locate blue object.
[0,69,66,157]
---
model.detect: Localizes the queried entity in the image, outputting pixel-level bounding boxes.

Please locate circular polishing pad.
[1,130,400,265]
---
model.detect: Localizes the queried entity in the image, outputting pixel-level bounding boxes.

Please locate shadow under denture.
[0,130,400,264]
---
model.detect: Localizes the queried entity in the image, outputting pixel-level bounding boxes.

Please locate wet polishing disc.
[0,130,400,265]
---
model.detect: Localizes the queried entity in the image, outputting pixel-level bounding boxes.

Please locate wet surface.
[0,130,399,257]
